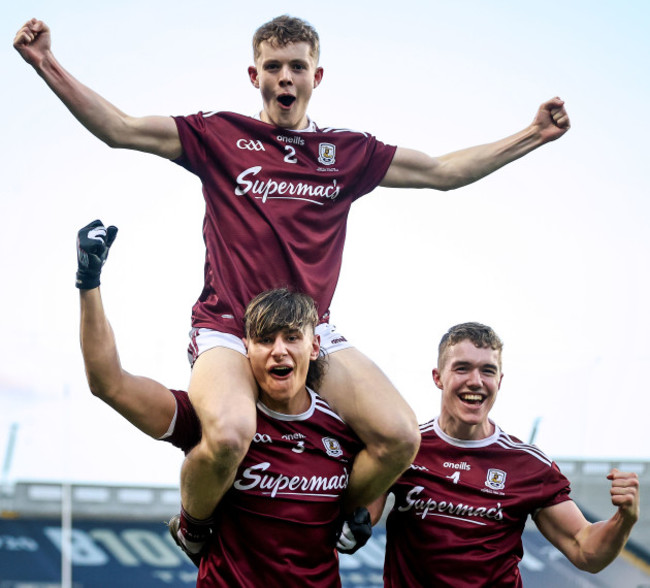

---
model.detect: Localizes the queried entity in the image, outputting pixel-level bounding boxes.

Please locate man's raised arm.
[14,19,182,159]
[381,97,570,190]
[77,220,177,438]
[534,468,640,573]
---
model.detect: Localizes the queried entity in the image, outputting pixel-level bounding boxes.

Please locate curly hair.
[252,15,320,63]
[437,322,503,371]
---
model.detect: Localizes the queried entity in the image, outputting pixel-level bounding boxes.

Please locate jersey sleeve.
[171,113,211,177]
[346,134,396,202]
[535,461,572,513]
[160,389,202,454]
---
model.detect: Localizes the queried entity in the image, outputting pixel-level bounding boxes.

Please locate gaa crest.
[485,468,507,491]
[318,142,336,165]
[322,436,343,457]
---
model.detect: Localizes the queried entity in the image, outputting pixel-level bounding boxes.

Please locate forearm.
[382,97,569,190]
[79,289,124,399]
[32,51,181,157]
[571,512,636,573]
[436,124,544,189]
[34,51,134,148]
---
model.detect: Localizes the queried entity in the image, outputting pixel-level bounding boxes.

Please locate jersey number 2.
[284,145,298,164]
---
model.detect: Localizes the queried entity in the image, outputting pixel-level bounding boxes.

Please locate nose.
[279,64,293,86]
[466,368,483,388]
[271,336,288,358]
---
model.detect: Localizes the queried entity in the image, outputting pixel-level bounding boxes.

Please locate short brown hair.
[252,15,320,63]
[437,322,504,371]
[244,288,327,389]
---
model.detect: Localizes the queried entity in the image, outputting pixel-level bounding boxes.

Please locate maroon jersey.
[173,112,396,337]
[383,419,571,588]
[165,388,362,587]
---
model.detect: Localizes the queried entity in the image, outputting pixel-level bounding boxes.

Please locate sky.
[1,0,649,488]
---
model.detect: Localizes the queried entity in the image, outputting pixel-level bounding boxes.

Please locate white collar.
[257,387,317,421]
[433,417,501,448]
[253,112,317,132]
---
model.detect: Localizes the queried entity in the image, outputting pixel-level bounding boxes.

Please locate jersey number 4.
[446,471,461,484]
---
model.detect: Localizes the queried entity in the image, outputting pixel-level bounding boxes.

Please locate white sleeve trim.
[157,397,179,440]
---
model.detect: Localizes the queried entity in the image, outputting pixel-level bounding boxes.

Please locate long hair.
[244,288,327,390]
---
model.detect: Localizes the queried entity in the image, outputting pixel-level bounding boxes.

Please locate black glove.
[336,507,372,555]
[76,219,118,289]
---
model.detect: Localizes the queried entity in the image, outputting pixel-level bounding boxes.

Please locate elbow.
[103,136,122,150]
[577,561,607,574]
[86,371,121,401]
[87,378,110,400]
[571,551,614,574]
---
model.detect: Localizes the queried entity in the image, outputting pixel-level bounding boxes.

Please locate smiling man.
[370,322,641,587]
[15,14,570,555]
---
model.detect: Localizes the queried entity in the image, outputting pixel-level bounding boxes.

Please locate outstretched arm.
[534,468,640,573]
[14,19,181,159]
[77,221,177,438]
[381,97,570,190]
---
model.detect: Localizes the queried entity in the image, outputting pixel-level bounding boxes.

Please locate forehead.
[444,340,500,369]
[250,323,312,339]
[256,40,316,64]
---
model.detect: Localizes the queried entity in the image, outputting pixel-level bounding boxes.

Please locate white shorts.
[187,323,353,366]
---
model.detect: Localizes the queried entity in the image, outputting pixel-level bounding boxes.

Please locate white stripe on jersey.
[419,419,436,434]
[314,397,345,423]
[495,432,554,467]
[426,418,554,467]
[320,127,369,138]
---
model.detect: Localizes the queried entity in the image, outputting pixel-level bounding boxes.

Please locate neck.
[260,387,311,415]
[437,415,494,441]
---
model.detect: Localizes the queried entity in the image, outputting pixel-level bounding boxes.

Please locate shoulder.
[317,125,373,139]
[174,110,258,129]
[493,428,556,468]
[312,392,361,445]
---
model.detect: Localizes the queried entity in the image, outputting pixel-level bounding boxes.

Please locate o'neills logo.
[233,462,349,498]
[443,461,471,471]
[277,134,305,146]
[398,486,504,522]
[235,166,341,204]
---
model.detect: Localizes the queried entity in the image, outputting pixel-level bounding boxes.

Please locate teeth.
[460,394,483,402]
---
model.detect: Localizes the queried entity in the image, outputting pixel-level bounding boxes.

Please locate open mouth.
[277,95,296,108]
[459,393,485,405]
[270,366,293,377]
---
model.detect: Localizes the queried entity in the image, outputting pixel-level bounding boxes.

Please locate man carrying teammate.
[370,322,640,587]
[76,219,372,583]
[15,15,571,553]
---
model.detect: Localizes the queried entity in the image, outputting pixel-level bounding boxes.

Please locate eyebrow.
[451,360,498,371]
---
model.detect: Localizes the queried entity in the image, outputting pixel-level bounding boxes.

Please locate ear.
[432,368,444,390]
[242,337,250,355]
[310,334,321,361]
[313,66,324,89]
[248,65,260,88]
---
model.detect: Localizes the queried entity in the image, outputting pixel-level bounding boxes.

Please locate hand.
[607,468,640,523]
[13,19,51,66]
[76,219,118,290]
[336,507,372,555]
[532,96,571,143]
